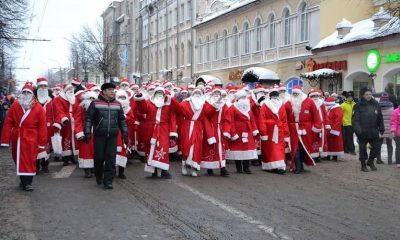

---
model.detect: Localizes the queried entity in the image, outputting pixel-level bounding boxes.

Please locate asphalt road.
[1,148,400,240]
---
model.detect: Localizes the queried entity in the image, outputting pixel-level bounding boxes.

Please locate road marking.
[49,162,64,166]
[52,165,76,178]
[174,181,292,240]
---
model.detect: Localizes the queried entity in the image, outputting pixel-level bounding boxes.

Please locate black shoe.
[118,174,127,179]
[207,169,214,176]
[84,169,92,178]
[220,167,229,177]
[235,161,243,173]
[24,185,34,191]
[62,161,69,166]
[41,165,49,173]
[19,182,24,189]
[367,160,377,171]
[161,170,172,179]
[96,178,102,185]
[251,160,261,166]
[361,165,369,172]
[70,157,77,164]
[293,169,301,174]
[276,169,286,175]
[376,159,384,164]
[332,156,338,161]
[104,184,113,189]
[243,168,252,174]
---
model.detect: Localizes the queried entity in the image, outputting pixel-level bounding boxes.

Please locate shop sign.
[386,52,400,63]
[365,49,381,73]
[306,58,347,72]
[229,69,243,81]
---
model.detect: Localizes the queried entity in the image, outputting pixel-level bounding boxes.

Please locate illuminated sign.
[386,52,400,63]
[365,49,381,73]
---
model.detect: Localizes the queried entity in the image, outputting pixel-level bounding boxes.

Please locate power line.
[1,37,51,42]
[37,0,49,33]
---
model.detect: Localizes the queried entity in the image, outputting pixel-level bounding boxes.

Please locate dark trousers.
[94,136,117,185]
[295,143,306,171]
[20,176,33,186]
[377,137,393,163]
[394,137,400,164]
[343,126,355,153]
[234,160,250,172]
[358,137,380,162]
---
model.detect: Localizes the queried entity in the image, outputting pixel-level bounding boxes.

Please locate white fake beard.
[37,89,49,104]
[210,96,224,110]
[53,90,60,97]
[235,98,250,113]
[268,98,282,114]
[121,85,129,91]
[152,95,164,108]
[80,99,93,110]
[118,99,130,114]
[65,91,76,105]
[290,94,305,122]
[20,94,33,110]
[279,92,288,102]
[190,95,205,111]
[313,98,324,109]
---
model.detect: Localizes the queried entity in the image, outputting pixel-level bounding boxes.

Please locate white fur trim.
[330,130,340,136]
[223,132,231,139]
[61,117,69,124]
[53,123,62,130]
[62,150,72,157]
[312,126,321,133]
[252,130,259,136]
[170,132,178,138]
[231,134,239,141]
[117,146,122,152]
[75,132,84,139]
[242,132,248,138]
[260,136,268,141]
[116,155,128,168]
[297,129,307,135]
[207,137,217,145]
[226,149,258,160]
[148,160,170,170]
[169,145,178,153]
[38,145,45,149]
[37,151,48,159]
[200,160,226,169]
[144,164,155,173]
[78,158,94,168]
[325,125,332,130]
[310,152,320,158]
[150,138,157,145]
[1,144,10,147]
[134,94,146,101]
[261,160,286,170]
[284,137,290,143]
[134,121,140,125]
[326,151,344,156]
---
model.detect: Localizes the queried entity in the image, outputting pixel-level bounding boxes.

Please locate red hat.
[309,89,322,97]
[180,86,188,93]
[226,85,239,93]
[292,85,303,94]
[22,82,34,94]
[253,84,265,94]
[187,84,195,90]
[278,83,286,91]
[325,97,336,105]
[130,84,139,90]
[120,78,130,85]
[71,78,81,85]
[86,83,100,92]
[36,77,48,86]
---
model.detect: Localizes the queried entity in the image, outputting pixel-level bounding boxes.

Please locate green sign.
[386,52,400,63]
[366,49,381,73]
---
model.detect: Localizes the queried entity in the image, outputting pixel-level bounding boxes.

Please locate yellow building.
[193,0,389,93]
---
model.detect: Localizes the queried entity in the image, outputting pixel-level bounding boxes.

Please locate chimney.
[372,7,391,30]
[336,18,353,39]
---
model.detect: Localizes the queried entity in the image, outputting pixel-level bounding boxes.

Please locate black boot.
[235,161,243,173]
[62,156,69,166]
[361,161,369,172]
[332,156,338,161]
[376,158,384,164]
[35,159,41,175]
[152,168,158,178]
[207,169,214,176]
[243,160,252,174]
[161,170,172,179]
[84,169,92,178]
[69,155,77,164]
[367,159,377,171]
[41,159,49,173]
[220,167,229,177]
[118,166,126,179]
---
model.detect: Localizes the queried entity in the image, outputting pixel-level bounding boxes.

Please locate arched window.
[243,22,250,54]
[254,18,262,52]
[214,33,219,60]
[232,26,239,57]
[286,78,303,94]
[223,30,228,58]
[268,14,276,48]
[283,8,291,46]
[198,39,202,63]
[181,43,185,65]
[206,36,210,62]
[299,2,309,42]
[187,40,192,65]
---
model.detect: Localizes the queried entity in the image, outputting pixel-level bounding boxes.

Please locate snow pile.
[196,75,222,85]
[242,67,279,82]
[372,7,391,21]
[336,18,353,29]
[300,68,339,79]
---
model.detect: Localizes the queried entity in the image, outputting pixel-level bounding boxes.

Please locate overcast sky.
[14,0,112,85]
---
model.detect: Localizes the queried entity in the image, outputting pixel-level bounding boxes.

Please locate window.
[168,11,172,28]
[243,22,250,54]
[198,39,203,63]
[159,50,163,69]
[223,30,228,58]
[232,26,239,57]
[206,36,210,62]
[283,9,291,45]
[254,18,262,52]
[299,3,309,42]
[169,47,173,68]
[268,15,276,48]
[181,43,185,65]
[286,78,303,94]
[187,0,192,21]
[214,33,219,60]
[181,4,185,23]
[188,40,192,64]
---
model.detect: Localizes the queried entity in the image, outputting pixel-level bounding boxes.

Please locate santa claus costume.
[52,84,79,166]
[34,77,56,173]
[324,97,344,160]
[115,90,136,179]
[201,87,230,177]
[285,86,322,173]
[250,85,267,166]
[309,89,328,160]
[134,86,179,178]
[1,82,47,191]
[225,90,259,174]
[259,88,289,174]
[74,90,97,177]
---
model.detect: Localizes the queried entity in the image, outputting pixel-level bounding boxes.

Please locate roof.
[313,9,400,50]
[241,67,279,82]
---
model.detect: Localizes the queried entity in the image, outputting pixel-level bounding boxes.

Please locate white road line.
[52,165,76,178]
[49,162,64,166]
[174,181,292,240]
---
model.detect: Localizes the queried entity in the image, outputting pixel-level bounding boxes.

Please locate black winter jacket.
[85,93,128,139]
[352,97,384,139]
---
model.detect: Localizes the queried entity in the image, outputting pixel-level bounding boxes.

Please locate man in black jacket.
[84,82,128,189]
[352,88,384,172]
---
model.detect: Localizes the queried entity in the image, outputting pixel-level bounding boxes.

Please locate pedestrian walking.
[0,82,47,191]
[324,97,344,160]
[352,88,384,172]
[377,93,394,164]
[84,82,128,189]
[390,103,400,168]
[341,91,357,155]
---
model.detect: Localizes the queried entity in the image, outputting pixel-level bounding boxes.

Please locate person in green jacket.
[341,91,356,155]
